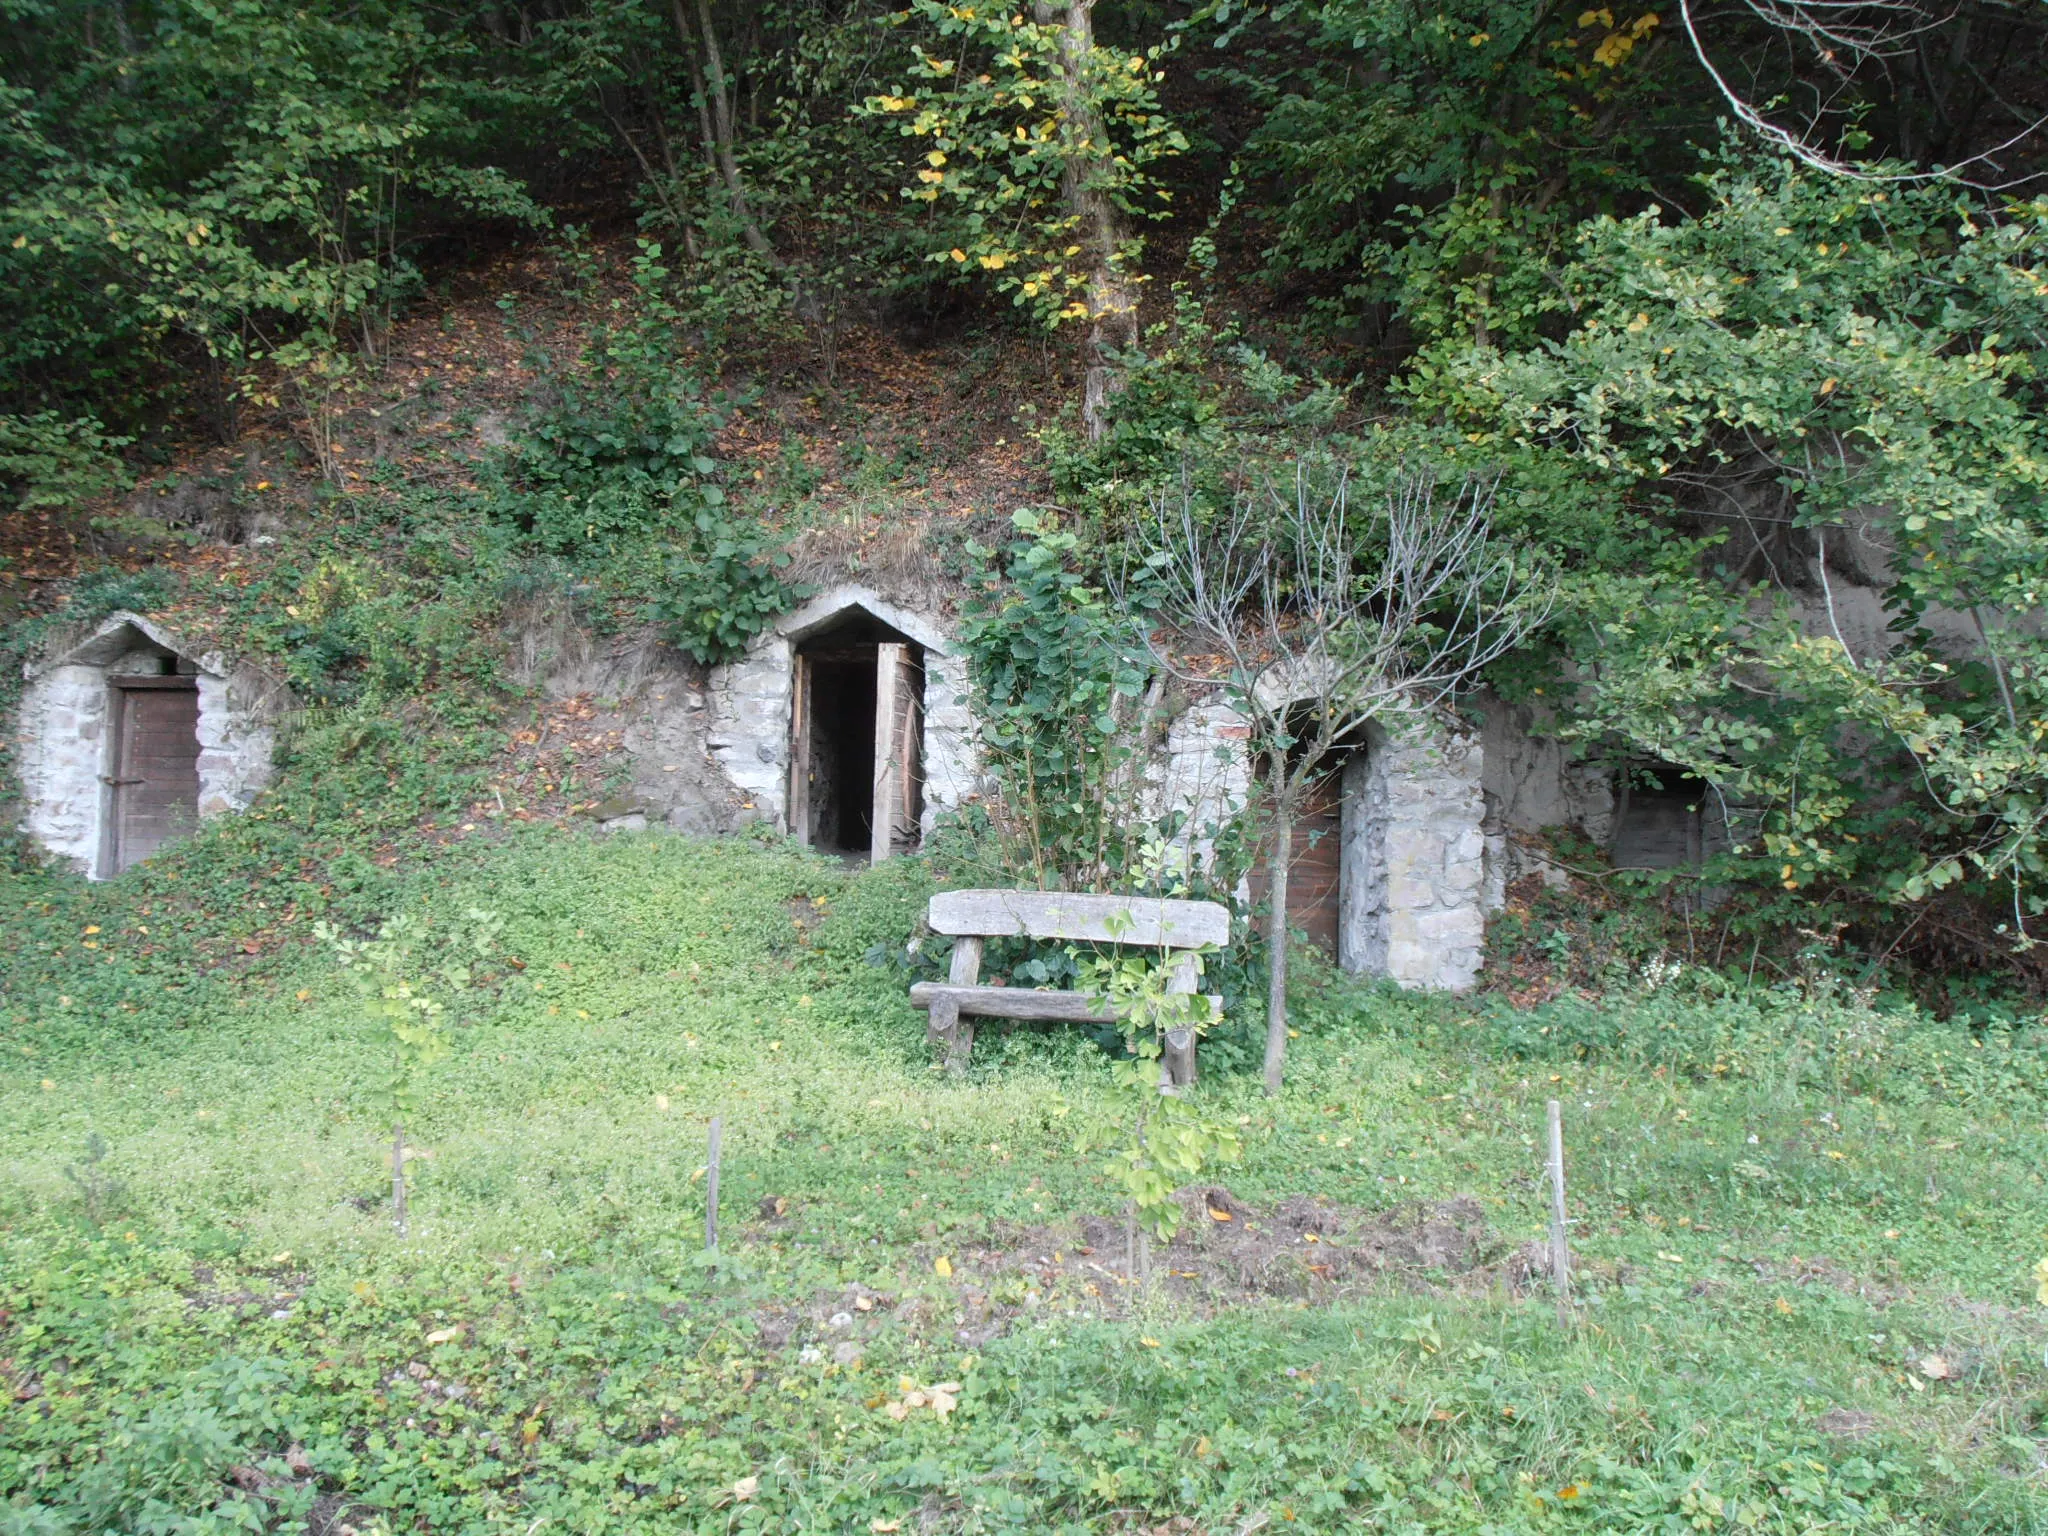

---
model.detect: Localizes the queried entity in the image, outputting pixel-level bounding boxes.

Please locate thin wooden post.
[704,1115,724,1255]
[391,1122,408,1235]
[1546,1099,1570,1323]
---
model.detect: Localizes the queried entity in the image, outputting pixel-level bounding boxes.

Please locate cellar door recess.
[1611,763,1709,870]
[1248,744,1359,959]
[105,674,201,875]
[790,617,924,861]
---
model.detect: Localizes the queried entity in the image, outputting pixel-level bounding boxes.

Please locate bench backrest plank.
[928,889,1229,949]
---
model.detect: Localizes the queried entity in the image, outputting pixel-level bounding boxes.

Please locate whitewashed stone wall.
[1344,716,1488,991]
[15,613,280,877]
[706,585,973,835]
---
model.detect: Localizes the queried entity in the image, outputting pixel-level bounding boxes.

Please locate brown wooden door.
[1249,764,1345,957]
[109,680,201,873]
[870,643,924,861]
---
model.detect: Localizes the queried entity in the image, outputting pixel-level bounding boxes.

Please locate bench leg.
[929,997,973,1076]
[1161,1026,1197,1094]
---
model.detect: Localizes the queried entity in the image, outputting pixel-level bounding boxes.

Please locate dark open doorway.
[790,612,924,860]
[1611,762,1711,869]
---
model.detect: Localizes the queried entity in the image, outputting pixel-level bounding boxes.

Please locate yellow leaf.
[1557,1483,1584,1501]
[1820,377,1837,394]
[1469,31,1491,44]
[82,925,100,935]
[979,253,1008,270]
[926,150,947,167]
[296,989,312,1002]
[1207,1207,1232,1223]
[950,247,969,262]
[425,1324,464,1345]
[872,1522,903,1533]
[733,1475,758,1501]
[10,235,25,249]
[655,1093,671,1113]
[1139,1336,1161,1348]
[40,1079,54,1092]
[934,1254,953,1278]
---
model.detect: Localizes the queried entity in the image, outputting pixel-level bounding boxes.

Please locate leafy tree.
[1419,158,2048,926]
[318,908,504,1233]
[866,0,1185,434]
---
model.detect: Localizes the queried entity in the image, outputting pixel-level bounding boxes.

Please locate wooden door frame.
[788,650,812,845]
[101,675,199,878]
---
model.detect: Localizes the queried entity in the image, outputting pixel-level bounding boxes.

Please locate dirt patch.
[734,1190,1538,1361]
[948,1187,1542,1331]
[1815,1406,1880,1440]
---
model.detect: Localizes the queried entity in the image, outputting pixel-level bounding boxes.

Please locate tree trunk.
[692,0,774,258]
[1262,808,1292,1095]
[1037,0,1139,439]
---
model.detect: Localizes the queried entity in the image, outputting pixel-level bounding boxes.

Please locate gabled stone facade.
[14,612,284,877]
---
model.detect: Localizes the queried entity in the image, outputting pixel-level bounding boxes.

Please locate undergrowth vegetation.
[3,835,2044,1533]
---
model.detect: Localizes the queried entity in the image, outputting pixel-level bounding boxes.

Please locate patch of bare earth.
[963,1187,1545,1320]
[743,1188,1546,1362]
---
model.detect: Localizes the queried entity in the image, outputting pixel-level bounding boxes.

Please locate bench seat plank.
[909,982,1118,1023]
[909,981,1222,1024]
[927,889,1229,949]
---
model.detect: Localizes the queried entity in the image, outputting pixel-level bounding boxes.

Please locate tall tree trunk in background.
[1261,803,1293,1095]
[1037,0,1138,440]
[687,0,774,258]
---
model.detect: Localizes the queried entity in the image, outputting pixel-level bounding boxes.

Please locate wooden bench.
[909,889,1230,1085]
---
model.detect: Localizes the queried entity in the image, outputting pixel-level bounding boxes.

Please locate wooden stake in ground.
[704,1115,724,1256]
[391,1122,408,1235]
[1546,1098,1570,1323]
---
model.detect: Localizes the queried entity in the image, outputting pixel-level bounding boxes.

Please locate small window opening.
[1611,762,1710,869]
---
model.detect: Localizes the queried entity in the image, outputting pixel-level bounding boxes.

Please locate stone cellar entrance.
[789,612,925,861]
[15,611,281,878]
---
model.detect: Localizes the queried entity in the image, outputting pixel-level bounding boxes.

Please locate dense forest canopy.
[3,0,2048,974]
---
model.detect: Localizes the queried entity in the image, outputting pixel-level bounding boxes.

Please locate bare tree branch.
[1677,0,2048,189]
[1115,462,1554,1093]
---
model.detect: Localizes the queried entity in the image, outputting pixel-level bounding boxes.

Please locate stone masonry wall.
[1350,714,1487,992]
[17,663,112,870]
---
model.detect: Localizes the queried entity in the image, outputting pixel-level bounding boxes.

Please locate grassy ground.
[2,832,2045,1533]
